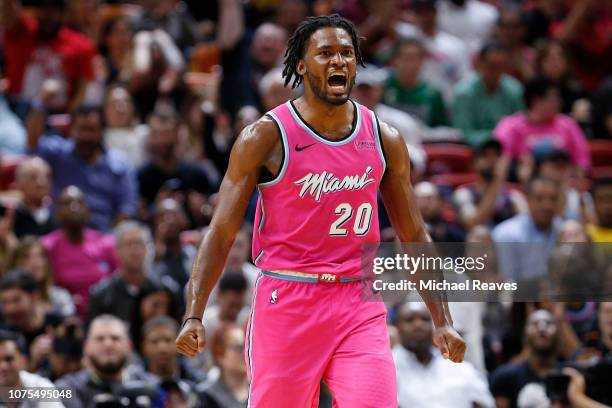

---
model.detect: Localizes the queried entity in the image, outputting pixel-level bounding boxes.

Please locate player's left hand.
[433,326,466,363]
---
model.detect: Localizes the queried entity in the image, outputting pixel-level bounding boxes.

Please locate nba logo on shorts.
[270,290,278,304]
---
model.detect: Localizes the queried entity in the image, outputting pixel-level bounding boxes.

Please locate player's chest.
[286,154,382,204]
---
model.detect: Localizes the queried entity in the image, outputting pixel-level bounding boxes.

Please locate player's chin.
[322,82,348,102]
[324,91,350,106]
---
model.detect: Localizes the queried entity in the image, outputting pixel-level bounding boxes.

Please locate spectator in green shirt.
[452,42,524,146]
[383,38,449,127]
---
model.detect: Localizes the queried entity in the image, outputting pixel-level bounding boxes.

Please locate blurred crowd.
[0,0,611,407]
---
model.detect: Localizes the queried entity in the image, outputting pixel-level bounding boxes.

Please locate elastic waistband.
[262,270,367,283]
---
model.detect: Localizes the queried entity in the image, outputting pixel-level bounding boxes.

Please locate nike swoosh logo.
[295,143,316,152]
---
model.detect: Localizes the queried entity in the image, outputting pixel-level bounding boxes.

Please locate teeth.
[328,73,347,89]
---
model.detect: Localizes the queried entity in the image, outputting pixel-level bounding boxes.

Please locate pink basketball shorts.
[244,271,398,407]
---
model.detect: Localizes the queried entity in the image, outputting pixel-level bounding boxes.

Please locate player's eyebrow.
[314,43,354,51]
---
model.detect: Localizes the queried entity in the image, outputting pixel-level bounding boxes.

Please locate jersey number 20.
[329,203,373,236]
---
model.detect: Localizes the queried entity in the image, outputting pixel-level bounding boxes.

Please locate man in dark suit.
[12,157,56,238]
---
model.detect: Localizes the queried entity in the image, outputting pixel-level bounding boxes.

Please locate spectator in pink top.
[494,77,591,172]
[41,186,118,319]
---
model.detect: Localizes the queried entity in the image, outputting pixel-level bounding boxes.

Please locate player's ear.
[297,60,306,76]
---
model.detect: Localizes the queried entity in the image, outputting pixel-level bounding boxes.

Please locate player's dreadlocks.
[282,14,365,89]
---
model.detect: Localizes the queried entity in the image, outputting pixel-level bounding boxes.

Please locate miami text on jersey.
[294,166,375,202]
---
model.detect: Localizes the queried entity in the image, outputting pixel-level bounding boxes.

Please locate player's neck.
[294,94,353,139]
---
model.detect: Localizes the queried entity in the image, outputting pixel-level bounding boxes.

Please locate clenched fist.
[176,319,206,357]
[433,326,466,363]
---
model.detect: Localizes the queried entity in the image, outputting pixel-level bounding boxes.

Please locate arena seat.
[588,140,612,182]
[423,143,474,176]
[589,140,612,168]
[591,166,612,180]
[430,172,479,189]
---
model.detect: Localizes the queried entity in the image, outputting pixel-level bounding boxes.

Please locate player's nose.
[330,51,347,66]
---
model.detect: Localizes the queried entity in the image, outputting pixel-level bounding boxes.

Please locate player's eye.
[320,51,330,57]
[341,49,354,57]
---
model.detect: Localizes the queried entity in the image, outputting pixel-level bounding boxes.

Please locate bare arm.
[551,303,581,361]
[378,120,466,362]
[176,117,279,357]
[185,117,278,318]
[379,121,450,327]
[461,156,510,229]
[461,183,501,229]
[68,79,90,112]
[565,367,611,408]
[216,0,244,50]
[26,82,62,149]
[558,0,598,43]
[26,107,45,149]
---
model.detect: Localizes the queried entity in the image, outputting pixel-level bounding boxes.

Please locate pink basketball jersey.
[251,100,386,277]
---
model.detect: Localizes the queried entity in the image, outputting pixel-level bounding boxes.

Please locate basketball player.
[176,15,466,407]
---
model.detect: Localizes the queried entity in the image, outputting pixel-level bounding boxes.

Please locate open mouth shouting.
[327,71,348,93]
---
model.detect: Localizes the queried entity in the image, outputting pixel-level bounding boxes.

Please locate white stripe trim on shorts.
[247,273,263,407]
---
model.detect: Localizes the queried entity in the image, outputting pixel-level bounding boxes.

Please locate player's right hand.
[176,319,206,357]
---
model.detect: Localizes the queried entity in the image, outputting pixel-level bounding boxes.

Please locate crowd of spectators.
[0,0,611,407]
